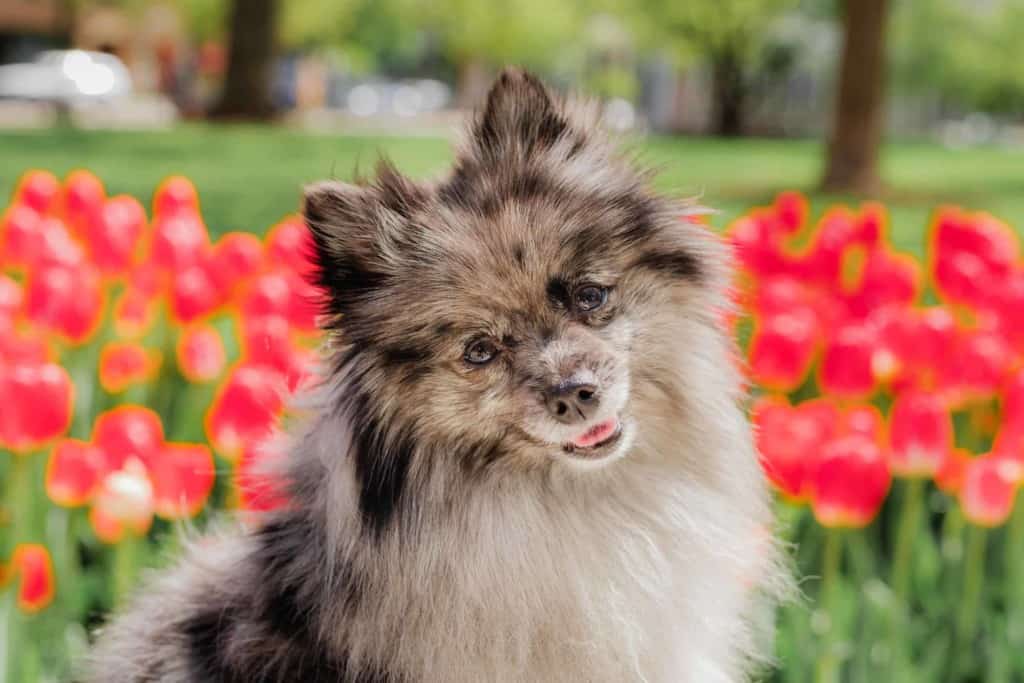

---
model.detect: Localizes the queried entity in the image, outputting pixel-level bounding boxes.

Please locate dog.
[85,68,786,682]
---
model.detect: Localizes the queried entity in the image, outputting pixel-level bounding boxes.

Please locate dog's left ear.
[302,162,428,319]
[471,67,571,163]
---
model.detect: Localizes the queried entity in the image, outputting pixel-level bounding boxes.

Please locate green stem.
[957,524,986,653]
[815,530,843,683]
[112,533,142,605]
[891,478,925,601]
[1006,492,1024,616]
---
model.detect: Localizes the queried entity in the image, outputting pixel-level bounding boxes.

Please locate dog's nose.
[545,381,600,424]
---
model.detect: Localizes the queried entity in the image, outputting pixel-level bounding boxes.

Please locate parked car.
[0,50,132,104]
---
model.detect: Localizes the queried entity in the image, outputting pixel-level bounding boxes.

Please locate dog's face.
[304,69,722,480]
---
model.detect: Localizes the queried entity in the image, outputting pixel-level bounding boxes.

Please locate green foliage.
[891,0,1024,114]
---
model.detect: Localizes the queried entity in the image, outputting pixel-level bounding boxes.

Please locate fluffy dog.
[85,68,786,683]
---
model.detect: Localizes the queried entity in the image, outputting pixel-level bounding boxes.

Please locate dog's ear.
[471,67,570,163]
[302,161,428,314]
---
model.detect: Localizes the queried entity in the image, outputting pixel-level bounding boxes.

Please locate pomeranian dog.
[85,68,786,683]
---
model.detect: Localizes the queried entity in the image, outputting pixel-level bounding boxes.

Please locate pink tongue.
[571,418,618,448]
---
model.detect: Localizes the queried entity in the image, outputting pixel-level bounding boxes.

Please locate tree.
[629,0,797,136]
[210,0,278,120]
[820,0,889,194]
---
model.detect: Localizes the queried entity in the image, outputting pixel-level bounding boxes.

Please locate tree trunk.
[821,0,889,194]
[211,0,278,120]
[710,50,746,137]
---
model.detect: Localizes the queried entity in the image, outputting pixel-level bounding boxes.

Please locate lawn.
[2,125,1023,256]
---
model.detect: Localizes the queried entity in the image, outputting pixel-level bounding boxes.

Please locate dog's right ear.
[302,165,427,316]
[470,67,570,163]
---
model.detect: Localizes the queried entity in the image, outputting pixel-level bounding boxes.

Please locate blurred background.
[3,1,1024,682]
[0,0,1022,238]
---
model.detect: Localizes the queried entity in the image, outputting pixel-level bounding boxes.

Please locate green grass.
[2,125,1024,257]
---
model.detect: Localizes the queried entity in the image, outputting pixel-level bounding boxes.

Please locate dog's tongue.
[571,418,619,448]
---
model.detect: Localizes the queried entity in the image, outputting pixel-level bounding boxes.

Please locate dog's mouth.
[561,417,623,457]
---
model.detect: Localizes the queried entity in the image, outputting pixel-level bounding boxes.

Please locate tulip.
[92,405,164,472]
[0,362,73,452]
[810,434,891,528]
[960,455,1019,527]
[748,307,819,390]
[99,342,161,393]
[819,320,877,398]
[772,191,807,234]
[235,440,290,512]
[265,216,316,278]
[150,443,216,519]
[0,203,41,268]
[8,544,55,613]
[752,396,840,501]
[112,287,158,340]
[176,324,227,382]
[210,231,265,295]
[889,392,953,477]
[153,175,199,217]
[62,170,106,238]
[935,448,971,494]
[0,273,23,321]
[90,458,155,543]
[24,262,105,344]
[14,170,60,214]
[239,269,292,321]
[46,439,104,507]
[205,363,285,460]
[35,216,86,268]
[149,211,210,272]
[0,322,53,365]
[89,195,146,276]
[169,258,224,324]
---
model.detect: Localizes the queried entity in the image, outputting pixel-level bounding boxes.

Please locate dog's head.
[304,69,727,524]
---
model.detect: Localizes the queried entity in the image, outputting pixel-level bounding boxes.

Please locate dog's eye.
[573,285,607,313]
[464,338,499,365]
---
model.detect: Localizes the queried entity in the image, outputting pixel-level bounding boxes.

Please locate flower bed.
[0,172,1021,680]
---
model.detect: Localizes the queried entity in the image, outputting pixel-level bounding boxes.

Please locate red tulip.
[15,170,60,214]
[748,307,819,390]
[169,258,224,324]
[819,320,877,398]
[0,321,52,365]
[62,170,105,238]
[960,455,1019,527]
[845,404,885,441]
[24,262,105,343]
[235,440,290,512]
[772,191,807,234]
[843,247,921,318]
[728,210,788,279]
[935,448,971,494]
[206,363,286,460]
[942,328,1012,401]
[153,175,199,217]
[46,439,104,507]
[8,544,55,613]
[35,216,86,268]
[810,434,891,528]
[89,195,146,275]
[92,406,164,472]
[150,443,216,519]
[239,270,292,321]
[112,287,158,340]
[0,273,23,322]
[211,232,265,295]
[265,216,316,278]
[99,342,161,393]
[0,362,73,452]
[889,391,953,477]
[149,211,210,272]
[931,208,1018,308]
[90,458,155,543]
[0,203,41,268]
[177,324,227,382]
[753,396,840,501]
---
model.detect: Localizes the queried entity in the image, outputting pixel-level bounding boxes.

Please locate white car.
[0,50,132,104]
